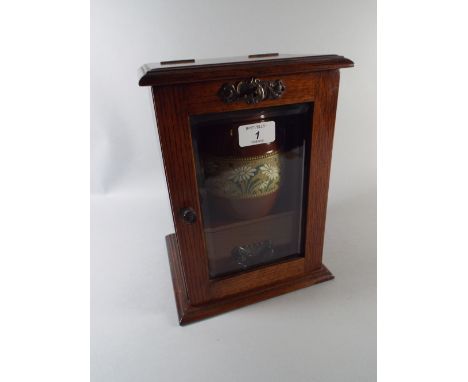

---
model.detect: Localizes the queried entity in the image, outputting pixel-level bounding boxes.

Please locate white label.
[238,121,275,147]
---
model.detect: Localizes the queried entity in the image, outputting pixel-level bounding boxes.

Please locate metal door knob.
[181,208,197,224]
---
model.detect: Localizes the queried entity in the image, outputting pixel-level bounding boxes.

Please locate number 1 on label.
[255,131,260,139]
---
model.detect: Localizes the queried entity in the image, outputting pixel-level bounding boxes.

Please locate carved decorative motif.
[231,240,274,269]
[218,78,286,104]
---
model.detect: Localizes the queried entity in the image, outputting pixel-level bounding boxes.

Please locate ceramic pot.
[197,109,282,221]
[204,151,281,220]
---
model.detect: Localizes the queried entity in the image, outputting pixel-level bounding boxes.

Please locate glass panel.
[191,103,312,278]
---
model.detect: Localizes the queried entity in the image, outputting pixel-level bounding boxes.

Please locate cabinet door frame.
[152,70,340,305]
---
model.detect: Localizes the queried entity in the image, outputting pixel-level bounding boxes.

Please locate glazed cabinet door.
[190,103,312,279]
[153,71,340,304]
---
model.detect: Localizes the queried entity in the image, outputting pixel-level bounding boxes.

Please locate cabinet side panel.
[305,70,340,271]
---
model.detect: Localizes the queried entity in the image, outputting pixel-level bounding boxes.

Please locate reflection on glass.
[191,103,312,278]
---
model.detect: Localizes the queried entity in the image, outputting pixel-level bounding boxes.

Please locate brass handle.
[218,77,285,104]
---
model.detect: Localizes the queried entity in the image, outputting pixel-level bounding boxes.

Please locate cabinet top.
[138,53,353,87]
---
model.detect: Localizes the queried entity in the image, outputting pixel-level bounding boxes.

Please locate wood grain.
[141,54,353,323]
[139,54,353,86]
[187,72,319,115]
[152,86,210,304]
[305,70,341,272]
[166,234,334,325]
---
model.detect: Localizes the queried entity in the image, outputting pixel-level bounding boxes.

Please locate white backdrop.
[91,0,375,200]
[91,1,376,381]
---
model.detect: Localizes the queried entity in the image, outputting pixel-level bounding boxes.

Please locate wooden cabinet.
[139,53,353,324]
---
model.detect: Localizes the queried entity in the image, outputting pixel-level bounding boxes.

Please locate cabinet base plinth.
[165,233,334,325]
